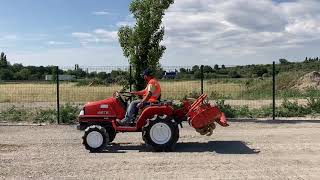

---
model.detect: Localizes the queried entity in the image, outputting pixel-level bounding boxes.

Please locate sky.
[0,0,319,66]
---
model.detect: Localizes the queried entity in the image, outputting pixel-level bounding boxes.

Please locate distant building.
[45,75,75,81]
[163,71,177,79]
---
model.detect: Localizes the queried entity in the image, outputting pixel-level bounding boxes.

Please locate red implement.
[187,94,229,135]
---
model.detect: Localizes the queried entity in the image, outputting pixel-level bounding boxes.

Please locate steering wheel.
[114,91,136,103]
[120,91,137,102]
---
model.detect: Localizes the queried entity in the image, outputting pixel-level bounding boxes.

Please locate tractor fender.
[136,106,174,130]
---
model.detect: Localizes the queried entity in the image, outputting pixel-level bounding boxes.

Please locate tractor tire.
[77,122,88,131]
[142,115,179,152]
[82,125,108,152]
[105,126,117,143]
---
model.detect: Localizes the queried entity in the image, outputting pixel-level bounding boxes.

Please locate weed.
[34,109,57,124]
[60,103,80,124]
[216,99,236,118]
[0,106,31,122]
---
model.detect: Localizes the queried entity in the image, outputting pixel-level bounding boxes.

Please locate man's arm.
[131,89,146,96]
[137,82,156,108]
[137,91,152,108]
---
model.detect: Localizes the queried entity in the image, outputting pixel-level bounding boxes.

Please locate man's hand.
[136,102,144,109]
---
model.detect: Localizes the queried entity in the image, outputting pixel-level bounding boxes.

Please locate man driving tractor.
[117,68,161,126]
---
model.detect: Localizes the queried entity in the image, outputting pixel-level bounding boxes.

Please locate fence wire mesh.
[1,63,320,123]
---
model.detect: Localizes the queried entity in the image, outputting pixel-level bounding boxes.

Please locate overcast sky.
[0,0,319,66]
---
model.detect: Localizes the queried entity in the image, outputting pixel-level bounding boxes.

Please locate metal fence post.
[272,61,276,120]
[129,65,132,92]
[201,65,204,95]
[56,66,60,124]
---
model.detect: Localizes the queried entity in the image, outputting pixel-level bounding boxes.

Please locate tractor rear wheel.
[82,125,108,152]
[105,126,117,143]
[142,115,179,152]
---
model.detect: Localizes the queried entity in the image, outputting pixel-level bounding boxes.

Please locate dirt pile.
[294,71,320,91]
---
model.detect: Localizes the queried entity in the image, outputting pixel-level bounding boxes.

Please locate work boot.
[116,118,130,126]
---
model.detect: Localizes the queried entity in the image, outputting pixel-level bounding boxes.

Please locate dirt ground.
[0,120,320,180]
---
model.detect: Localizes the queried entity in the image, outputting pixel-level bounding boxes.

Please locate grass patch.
[0,103,80,124]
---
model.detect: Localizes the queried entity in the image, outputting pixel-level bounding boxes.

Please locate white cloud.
[8,46,129,66]
[47,41,70,45]
[92,11,111,16]
[72,29,118,45]
[116,15,135,27]
[0,35,18,41]
[161,0,320,65]
[8,0,320,66]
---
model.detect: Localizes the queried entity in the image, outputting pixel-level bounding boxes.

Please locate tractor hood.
[81,97,126,119]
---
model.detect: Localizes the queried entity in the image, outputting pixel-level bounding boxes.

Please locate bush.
[216,99,236,118]
[254,106,273,118]
[188,91,201,99]
[0,106,31,122]
[234,106,253,118]
[34,109,57,124]
[307,96,320,114]
[277,99,311,117]
[60,103,80,124]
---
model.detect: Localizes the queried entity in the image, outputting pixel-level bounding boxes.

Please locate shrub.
[34,109,57,124]
[252,106,273,118]
[188,91,201,99]
[216,99,236,118]
[0,106,31,122]
[60,103,80,124]
[234,106,253,118]
[307,96,320,114]
[277,99,311,117]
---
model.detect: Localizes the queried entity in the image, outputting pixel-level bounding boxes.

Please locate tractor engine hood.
[81,97,126,119]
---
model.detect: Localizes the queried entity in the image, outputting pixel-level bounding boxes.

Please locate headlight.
[79,109,85,116]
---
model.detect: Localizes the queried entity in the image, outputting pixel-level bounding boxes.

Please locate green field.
[0,80,247,103]
[2,77,319,104]
[1,78,320,120]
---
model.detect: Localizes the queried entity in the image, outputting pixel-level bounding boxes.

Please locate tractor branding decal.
[100,104,109,109]
[97,111,109,115]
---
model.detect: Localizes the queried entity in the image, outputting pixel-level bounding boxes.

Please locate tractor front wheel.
[82,125,108,152]
[142,115,179,152]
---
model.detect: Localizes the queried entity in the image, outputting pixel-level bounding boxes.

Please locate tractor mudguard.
[135,105,174,130]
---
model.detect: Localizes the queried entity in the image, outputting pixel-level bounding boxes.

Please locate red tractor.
[78,92,229,152]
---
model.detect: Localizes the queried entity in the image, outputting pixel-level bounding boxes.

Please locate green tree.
[0,52,8,68]
[214,64,219,70]
[203,65,213,73]
[15,68,31,80]
[192,65,199,73]
[253,66,268,77]
[118,0,174,90]
[279,58,290,64]
[179,68,187,74]
[221,65,226,69]
[0,69,13,80]
[51,67,57,83]
[228,71,241,78]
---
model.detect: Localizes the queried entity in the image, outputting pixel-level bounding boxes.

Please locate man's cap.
[141,68,153,76]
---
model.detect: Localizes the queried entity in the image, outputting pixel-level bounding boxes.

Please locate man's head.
[142,68,153,81]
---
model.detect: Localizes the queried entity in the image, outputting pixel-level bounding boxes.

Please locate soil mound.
[294,71,320,91]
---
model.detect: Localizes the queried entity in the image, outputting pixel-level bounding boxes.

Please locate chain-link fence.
[1,62,320,123]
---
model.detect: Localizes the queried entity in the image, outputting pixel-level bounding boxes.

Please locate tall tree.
[118,0,174,90]
[0,52,8,68]
[214,64,219,70]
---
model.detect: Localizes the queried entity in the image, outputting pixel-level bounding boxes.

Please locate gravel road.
[0,120,320,180]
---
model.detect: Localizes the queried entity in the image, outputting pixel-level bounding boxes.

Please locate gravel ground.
[0,120,320,180]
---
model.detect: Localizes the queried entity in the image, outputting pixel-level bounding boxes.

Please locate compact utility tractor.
[78,92,229,152]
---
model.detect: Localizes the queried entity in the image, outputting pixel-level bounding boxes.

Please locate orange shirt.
[143,78,161,103]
